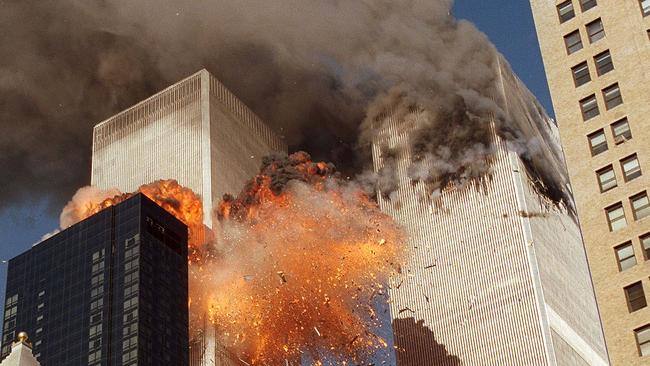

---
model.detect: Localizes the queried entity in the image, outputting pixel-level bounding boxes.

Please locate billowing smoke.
[0,0,570,214]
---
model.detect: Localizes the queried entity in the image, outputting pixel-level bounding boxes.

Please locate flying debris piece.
[424,262,436,269]
[243,275,255,282]
[314,326,321,337]
[378,238,386,245]
[239,358,251,366]
[277,271,287,283]
[398,307,415,315]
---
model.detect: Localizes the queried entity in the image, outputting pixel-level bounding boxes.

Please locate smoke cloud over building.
[0,0,567,213]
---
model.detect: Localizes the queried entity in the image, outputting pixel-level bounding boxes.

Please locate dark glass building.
[1,194,189,365]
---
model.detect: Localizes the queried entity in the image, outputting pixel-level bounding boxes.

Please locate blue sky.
[0,0,552,320]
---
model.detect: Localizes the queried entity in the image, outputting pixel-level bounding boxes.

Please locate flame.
[61,180,206,260]
[203,152,405,364]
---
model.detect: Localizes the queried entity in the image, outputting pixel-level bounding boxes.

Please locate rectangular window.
[631,192,650,221]
[611,118,632,144]
[564,30,583,54]
[603,83,623,110]
[571,61,591,87]
[642,233,650,260]
[642,0,650,16]
[558,1,576,23]
[588,129,607,156]
[606,203,626,231]
[616,242,637,271]
[580,95,599,120]
[586,18,605,43]
[637,324,650,356]
[581,0,597,11]
[597,165,617,192]
[594,50,614,76]
[625,282,647,312]
[621,154,642,182]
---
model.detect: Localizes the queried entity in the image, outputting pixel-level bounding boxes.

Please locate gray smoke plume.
[0,0,570,212]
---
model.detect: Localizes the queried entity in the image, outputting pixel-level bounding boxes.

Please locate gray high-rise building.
[91,69,287,227]
[90,69,286,365]
[373,58,609,365]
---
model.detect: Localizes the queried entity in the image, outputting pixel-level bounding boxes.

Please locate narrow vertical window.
[580,0,597,11]
[586,18,606,43]
[636,324,650,356]
[621,154,642,181]
[615,242,636,271]
[603,83,623,110]
[606,203,626,231]
[611,118,632,144]
[564,30,583,54]
[558,1,576,23]
[588,129,607,156]
[597,165,617,192]
[631,192,650,221]
[625,282,647,312]
[580,95,600,120]
[594,50,614,76]
[571,61,591,87]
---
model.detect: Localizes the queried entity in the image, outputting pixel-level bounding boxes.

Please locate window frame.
[641,233,650,261]
[557,0,576,23]
[611,117,632,144]
[594,50,614,76]
[603,83,623,110]
[587,129,608,156]
[571,61,591,87]
[636,324,650,356]
[621,154,642,182]
[641,0,650,17]
[586,18,606,43]
[606,202,627,232]
[625,281,648,313]
[615,241,637,271]
[580,0,597,12]
[631,191,650,221]
[580,94,600,121]
[597,165,617,192]
[564,30,584,54]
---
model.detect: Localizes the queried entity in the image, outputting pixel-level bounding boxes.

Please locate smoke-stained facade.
[1,194,189,365]
[91,69,287,228]
[375,58,609,365]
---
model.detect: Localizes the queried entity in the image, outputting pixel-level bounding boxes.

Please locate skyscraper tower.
[1,194,189,365]
[91,69,287,227]
[373,57,609,365]
[529,1,650,364]
[90,69,286,365]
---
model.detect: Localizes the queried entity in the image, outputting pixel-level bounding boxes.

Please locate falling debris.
[277,271,288,284]
[398,307,415,315]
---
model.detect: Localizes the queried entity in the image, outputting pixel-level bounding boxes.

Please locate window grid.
[586,18,605,43]
[588,129,607,156]
[631,192,650,221]
[611,118,632,144]
[606,203,627,232]
[594,50,614,76]
[625,282,647,312]
[615,242,636,271]
[572,61,591,87]
[581,95,600,121]
[597,165,617,192]
[565,30,583,54]
[603,83,623,110]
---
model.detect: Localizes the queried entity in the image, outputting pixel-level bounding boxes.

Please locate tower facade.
[374,58,609,365]
[529,1,650,364]
[91,69,287,227]
[1,194,189,365]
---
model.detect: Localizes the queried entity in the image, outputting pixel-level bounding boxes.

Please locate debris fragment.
[398,307,415,315]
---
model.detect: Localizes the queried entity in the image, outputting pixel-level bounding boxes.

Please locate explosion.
[60,179,206,259]
[203,152,406,364]
[60,152,405,364]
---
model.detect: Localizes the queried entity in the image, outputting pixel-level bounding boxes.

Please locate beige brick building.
[530,1,650,364]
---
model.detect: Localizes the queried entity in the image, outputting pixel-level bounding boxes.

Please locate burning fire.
[60,152,405,364]
[203,152,405,364]
[60,180,206,259]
